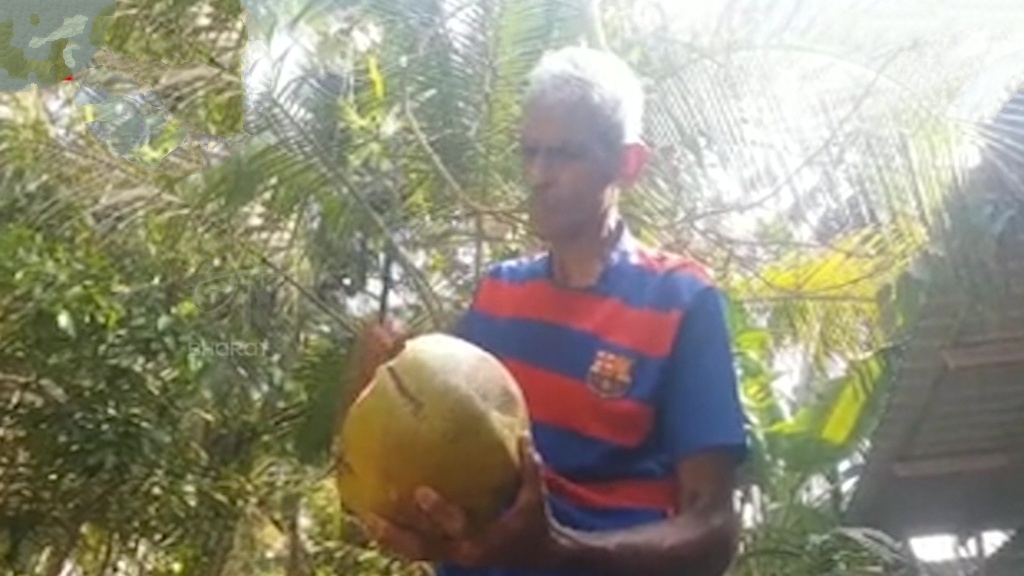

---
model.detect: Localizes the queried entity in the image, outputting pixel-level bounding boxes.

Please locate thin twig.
[679,48,906,226]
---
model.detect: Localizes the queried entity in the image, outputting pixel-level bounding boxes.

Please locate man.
[353,46,749,576]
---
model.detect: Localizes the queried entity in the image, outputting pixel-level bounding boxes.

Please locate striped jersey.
[439,224,748,576]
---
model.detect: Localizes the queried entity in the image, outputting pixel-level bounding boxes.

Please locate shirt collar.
[543,218,640,286]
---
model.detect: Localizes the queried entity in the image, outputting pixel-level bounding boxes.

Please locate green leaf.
[291,336,352,465]
[766,346,896,477]
[819,355,885,446]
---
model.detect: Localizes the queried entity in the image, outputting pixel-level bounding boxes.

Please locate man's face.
[519,101,621,243]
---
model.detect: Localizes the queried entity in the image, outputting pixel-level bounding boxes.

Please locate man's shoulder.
[629,243,716,285]
[482,251,548,281]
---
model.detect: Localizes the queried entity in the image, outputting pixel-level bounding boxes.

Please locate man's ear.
[616,142,649,188]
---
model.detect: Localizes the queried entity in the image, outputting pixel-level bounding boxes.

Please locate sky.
[648,0,1024,119]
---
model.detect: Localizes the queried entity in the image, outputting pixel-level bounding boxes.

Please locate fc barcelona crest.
[587,350,634,398]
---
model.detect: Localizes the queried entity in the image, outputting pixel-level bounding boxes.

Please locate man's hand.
[349,318,409,397]
[362,435,564,571]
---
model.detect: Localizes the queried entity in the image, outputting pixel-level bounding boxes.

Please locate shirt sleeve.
[658,284,749,464]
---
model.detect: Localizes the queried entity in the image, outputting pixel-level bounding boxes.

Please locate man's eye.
[549,147,584,162]
[521,145,586,163]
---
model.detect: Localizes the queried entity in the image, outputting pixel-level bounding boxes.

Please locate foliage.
[727,295,923,575]
[0,76,399,575]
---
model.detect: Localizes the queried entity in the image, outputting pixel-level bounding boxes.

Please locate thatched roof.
[845,90,1024,538]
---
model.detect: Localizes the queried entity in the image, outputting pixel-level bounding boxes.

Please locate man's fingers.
[358,318,407,352]
[514,434,546,506]
[366,515,428,560]
[519,435,544,487]
[452,541,488,568]
[399,500,446,538]
[416,487,468,539]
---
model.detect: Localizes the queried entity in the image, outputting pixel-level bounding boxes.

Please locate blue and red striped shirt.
[440,224,748,576]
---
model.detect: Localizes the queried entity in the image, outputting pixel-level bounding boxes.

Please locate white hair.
[524,46,645,151]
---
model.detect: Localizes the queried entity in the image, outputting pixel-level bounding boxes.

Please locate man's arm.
[548,452,739,576]
[543,285,748,576]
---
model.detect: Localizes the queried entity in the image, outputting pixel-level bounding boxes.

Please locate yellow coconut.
[335,332,529,533]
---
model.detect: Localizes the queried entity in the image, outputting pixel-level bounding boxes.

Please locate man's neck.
[549,216,622,288]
